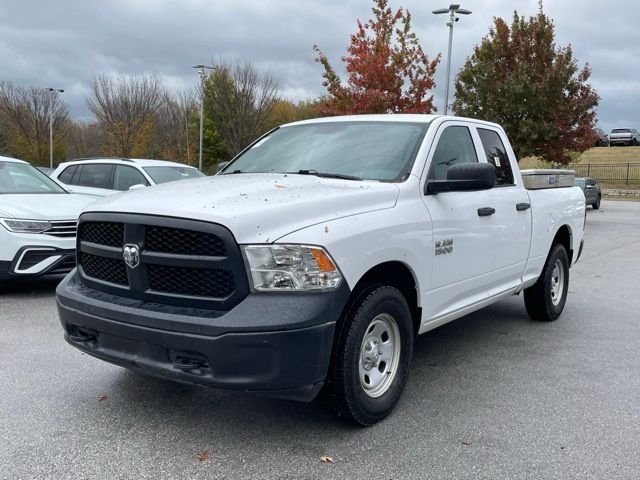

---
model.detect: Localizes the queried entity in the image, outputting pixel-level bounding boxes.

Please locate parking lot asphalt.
[1,200,639,480]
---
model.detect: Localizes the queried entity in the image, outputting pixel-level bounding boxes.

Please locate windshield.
[222,121,429,182]
[0,161,67,194]
[143,166,205,184]
[612,129,631,133]
[575,178,586,188]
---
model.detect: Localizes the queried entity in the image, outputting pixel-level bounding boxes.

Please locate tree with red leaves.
[452,4,599,164]
[313,0,440,116]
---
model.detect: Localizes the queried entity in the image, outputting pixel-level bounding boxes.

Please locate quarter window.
[57,165,78,185]
[477,128,514,186]
[428,126,478,180]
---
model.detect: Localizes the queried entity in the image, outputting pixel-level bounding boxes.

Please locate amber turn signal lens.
[310,248,337,272]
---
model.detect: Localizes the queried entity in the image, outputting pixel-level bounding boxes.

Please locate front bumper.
[56,271,350,401]
[0,246,76,280]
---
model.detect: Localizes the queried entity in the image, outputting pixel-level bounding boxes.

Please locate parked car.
[35,166,55,176]
[576,177,602,209]
[594,128,609,147]
[51,158,204,197]
[56,115,586,425]
[609,128,640,146]
[0,156,96,281]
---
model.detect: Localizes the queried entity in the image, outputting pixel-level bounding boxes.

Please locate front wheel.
[593,195,601,209]
[323,286,414,426]
[524,244,570,322]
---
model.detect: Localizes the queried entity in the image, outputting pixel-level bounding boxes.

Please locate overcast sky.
[2,0,638,132]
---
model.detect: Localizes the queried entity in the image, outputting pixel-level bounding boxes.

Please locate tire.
[524,244,570,322]
[593,195,601,210]
[323,285,414,426]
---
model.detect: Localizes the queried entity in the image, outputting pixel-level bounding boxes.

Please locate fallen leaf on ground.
[320,455,334,463]
[196,450,212,462]
[97,394,107,402]
[275,184,286,189]
[460,441,472,446]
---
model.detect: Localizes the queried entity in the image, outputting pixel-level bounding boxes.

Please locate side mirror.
[425,162,496,195]
[217,161,230,173]
[128,184,146,191]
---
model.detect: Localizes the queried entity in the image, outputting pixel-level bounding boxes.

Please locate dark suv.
[576,177,602,209]
[594,128,609,147]
[609,128,640,146]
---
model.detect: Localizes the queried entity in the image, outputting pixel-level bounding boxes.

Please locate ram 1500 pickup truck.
[56,115,586,425]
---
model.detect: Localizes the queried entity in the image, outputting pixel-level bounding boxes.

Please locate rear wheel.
[323,286,414,426]
[593,195,601,209]
[524,244,569,322]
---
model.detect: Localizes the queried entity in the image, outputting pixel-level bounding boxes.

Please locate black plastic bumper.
[56,271,350,401]
[0,247,76,280]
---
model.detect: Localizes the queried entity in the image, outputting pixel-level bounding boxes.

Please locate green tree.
[313,0,440,115]
[452,4,599,164]
[202,60,279,156]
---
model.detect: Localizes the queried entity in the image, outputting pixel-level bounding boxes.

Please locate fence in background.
[569,163,640,184]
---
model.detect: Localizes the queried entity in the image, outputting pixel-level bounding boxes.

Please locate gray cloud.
[1,0,638,132]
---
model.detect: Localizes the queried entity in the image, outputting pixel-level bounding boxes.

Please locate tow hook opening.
[172,355,210,374]
[68,325,98,344]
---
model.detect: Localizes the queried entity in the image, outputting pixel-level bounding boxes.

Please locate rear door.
[67,164,115,197]
[475,127,532,295]
[420,122,496,320]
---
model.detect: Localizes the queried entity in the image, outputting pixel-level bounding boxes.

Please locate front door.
[421,123,496,321]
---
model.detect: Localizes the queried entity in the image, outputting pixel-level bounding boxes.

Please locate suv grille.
[76,215,249,310]
[47,220,78,238]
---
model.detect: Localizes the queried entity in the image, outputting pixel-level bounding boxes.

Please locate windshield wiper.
[295,169,362,181]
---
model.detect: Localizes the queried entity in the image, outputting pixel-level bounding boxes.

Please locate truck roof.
[282,114,503,130]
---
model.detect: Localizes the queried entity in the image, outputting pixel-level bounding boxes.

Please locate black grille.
[76,214,249,310]
[80,222,124,247]
[145,226,226,256]
[148,265,235,298]
[81,253,128,286]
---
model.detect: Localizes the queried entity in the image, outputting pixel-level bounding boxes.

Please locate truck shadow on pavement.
[96,296,540,440]
[0,276,63,297]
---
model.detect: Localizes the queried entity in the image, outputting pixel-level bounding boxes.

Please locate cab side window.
[428,126,478,180]
[113,165,149,191]
[477,128,514,186]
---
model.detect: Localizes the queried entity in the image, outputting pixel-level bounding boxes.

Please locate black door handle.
[477,207,495,217]
[516,202,531,211]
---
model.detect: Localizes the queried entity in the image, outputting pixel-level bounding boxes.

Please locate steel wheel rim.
[359,313,401,398]
[550,259,565,306]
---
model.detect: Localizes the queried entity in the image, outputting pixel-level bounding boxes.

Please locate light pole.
[193,64,214,172]
[433,4,471,115]
[47,87,64,169]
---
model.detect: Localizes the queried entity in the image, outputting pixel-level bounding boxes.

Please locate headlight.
[0,219,52,234]
[243,245,342,291]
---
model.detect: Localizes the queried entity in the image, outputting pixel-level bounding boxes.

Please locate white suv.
[0,156,95,281]
[51,158,204,197]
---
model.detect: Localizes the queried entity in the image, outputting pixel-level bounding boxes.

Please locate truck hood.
[84,173,400,243]
[0,193,96,220]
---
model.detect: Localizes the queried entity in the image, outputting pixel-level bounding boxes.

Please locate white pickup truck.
[56,115,586,425]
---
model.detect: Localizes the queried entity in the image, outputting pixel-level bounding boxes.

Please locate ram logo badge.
[435,239,454,255]
[123,244,140,269]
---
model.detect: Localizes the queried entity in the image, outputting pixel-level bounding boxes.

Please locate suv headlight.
[0,219,52,234]
[242,245,342,291]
